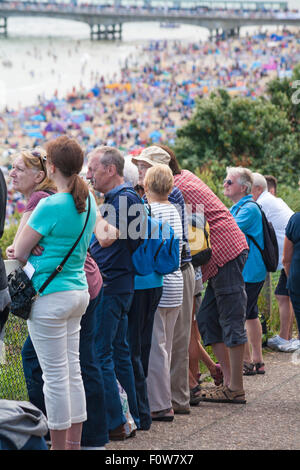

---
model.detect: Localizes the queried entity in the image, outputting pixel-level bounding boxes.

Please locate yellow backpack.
[187,213,212,267]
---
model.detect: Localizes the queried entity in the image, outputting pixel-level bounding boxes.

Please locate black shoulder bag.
[7,195,91,320]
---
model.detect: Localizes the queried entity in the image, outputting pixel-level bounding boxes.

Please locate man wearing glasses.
[224,168,266,376]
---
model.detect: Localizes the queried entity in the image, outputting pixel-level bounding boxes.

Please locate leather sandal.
[200,385,246,404]
[151,408,174,422]
[255,362,265,374]
[243,362,256,376]
[190,384,202,406]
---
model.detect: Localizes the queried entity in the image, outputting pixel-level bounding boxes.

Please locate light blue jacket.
[230,195,267,283]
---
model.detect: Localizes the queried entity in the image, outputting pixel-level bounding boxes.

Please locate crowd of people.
[0,140,299,450]
[0,20,300,452]
[1,29,300,221]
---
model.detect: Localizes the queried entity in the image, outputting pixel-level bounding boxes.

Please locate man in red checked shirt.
[160,146,249,405]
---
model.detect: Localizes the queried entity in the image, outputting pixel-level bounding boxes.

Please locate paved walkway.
[106,350,300,451]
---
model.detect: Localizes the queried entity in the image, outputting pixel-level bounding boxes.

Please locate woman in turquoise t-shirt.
[15,136,96,450]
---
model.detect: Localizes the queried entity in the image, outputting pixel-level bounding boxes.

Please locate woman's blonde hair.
[144,164,174,197]
[20,147,56,193]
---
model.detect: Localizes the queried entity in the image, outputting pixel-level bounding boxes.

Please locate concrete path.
[106,350,300,451]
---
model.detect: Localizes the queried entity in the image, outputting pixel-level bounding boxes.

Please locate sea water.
[0,0,299,110]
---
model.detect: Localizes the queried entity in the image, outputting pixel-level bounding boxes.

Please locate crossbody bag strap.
[38,194,91,295]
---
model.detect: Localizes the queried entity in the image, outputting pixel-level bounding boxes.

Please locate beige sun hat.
[132,146,171,167]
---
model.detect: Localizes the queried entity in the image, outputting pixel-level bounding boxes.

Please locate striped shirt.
[150,202,183,308]
[174,170,248,283]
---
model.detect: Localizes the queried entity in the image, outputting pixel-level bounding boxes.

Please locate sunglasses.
[31,150,47,173]
[223,179,234,185]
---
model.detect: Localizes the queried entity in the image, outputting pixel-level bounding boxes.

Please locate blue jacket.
[230,195,267,283]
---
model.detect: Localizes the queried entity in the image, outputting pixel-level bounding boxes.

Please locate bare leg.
[50,429,67,450]
[245,318,263,364]
[276,295,294,340]
[243,341,252,363]
[66,422,83,450]
[228,343,245,391]
[211,342,230,387]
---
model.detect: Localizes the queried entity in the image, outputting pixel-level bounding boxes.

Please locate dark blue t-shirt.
[285,212,300,294]
[90,183,141,295]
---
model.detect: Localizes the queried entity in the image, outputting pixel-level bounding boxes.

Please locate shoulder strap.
[235,199,261,215]
[38,194,91,295]
[235,200,264,254]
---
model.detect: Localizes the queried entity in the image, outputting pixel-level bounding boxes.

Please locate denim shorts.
[197,250,248,348]
[275,269,289,296]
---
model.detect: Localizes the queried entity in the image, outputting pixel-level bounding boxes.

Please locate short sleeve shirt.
[230,195,267,283]
[25,191,102,299]
[174,170,248,283]
[28,192,97,296]
[150,202,183,307]
[89,183,141,295]
[285,212,300,294]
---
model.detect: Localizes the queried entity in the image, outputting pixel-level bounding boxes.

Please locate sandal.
[243,362,256,376]
[211,363,223,386]
[200,385,246,404]
[255,362,265,374]
[190,384,202,406]
[151,408,174,422]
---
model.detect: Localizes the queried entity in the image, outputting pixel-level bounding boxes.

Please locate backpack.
[112,187,180,276]
[236,200,279,273]
[187,213,212,267]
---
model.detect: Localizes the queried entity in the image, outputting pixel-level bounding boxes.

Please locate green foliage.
[0,213,21,259]
[174,86,300,187]
[266,63,300,128]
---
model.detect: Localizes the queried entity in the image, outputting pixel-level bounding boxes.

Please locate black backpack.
[236,200,279,273]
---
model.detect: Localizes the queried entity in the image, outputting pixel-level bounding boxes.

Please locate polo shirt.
[89,183,141,295]
[230,195,267,283]
[256,190,294,270]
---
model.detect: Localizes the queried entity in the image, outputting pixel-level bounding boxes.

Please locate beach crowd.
[0,27,300,451]
[1,29,300,218]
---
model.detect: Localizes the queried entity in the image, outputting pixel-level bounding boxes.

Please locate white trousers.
[27,289,90,430]
[147,306,180,412]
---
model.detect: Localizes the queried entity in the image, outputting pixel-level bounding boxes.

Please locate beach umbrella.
[30,114,46,122]
[149,130,162,143]
[83,127,94,136]
[26,130,45,139]
[251,61,262,70]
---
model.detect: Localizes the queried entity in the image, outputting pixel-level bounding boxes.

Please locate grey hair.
[123,156,139,187]
[226,166,253,195]
[252,172,268,191]
[89,146,124,177]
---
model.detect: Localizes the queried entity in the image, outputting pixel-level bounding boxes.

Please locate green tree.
[173,89,300,186]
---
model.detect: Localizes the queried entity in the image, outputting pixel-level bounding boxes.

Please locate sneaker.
[267,335,290,350]
[278,339,300,353]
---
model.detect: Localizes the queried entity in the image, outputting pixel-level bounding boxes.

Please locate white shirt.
[256,190,294,270]
[150,202,183,308]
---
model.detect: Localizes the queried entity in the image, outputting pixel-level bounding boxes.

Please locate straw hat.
[132,146,170,167]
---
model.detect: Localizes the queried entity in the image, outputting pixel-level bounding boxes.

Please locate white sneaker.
[267,335,290,350]
[278,339,300,353]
